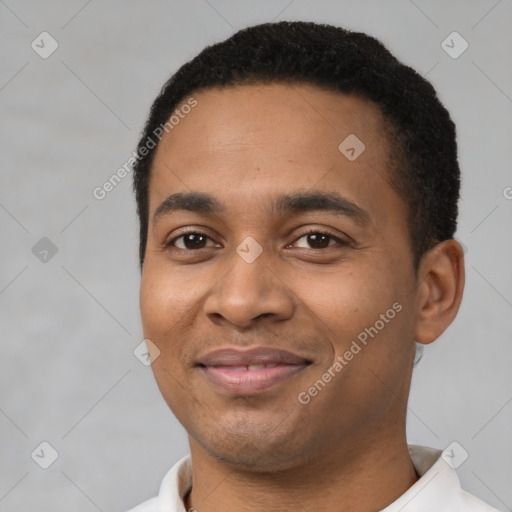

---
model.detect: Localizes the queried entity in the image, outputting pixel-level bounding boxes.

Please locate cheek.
[293,259,413,385]
[139,264,186,344]
[139,263,207,367]
[139,270,166,335]
[139,269,194,405]
[292,260,397,333]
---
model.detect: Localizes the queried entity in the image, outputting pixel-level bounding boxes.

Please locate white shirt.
[126,445,501,512]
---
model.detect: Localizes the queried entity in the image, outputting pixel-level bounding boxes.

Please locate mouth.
[196,347,313,395]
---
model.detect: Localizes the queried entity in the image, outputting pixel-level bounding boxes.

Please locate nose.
[203,245,295,330]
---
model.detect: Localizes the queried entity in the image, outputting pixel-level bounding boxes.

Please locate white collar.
[146,444,499,512]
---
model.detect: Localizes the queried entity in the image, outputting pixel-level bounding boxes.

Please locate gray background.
[1,0,511,511]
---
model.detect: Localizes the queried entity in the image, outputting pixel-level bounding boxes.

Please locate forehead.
[148,83,397,221]
[154,83,386,163]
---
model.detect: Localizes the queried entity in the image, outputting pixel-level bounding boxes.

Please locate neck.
[184,432,418,512]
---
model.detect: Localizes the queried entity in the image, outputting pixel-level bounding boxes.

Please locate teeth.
[216,363,281,371]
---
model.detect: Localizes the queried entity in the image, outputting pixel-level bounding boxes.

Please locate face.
[139,84,421,471]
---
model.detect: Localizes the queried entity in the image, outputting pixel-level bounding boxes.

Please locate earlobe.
[414,239,465,345]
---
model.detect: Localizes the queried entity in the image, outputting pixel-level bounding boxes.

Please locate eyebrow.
[274,191,370,226]
[153,192,225,223]
[152,191,371,226]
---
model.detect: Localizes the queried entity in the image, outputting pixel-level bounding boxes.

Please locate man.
[127,21,500,512]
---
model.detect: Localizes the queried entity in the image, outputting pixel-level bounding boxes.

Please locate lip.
[197,346,312,395]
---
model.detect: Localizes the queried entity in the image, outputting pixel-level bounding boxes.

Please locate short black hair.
[132,20,460,270]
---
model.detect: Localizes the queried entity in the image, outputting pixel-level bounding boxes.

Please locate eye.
[291,230,349,250]
[165,229,349,252]
[166,231,217,250]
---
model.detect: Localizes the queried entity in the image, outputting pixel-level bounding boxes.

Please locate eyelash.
[165,228,349,250]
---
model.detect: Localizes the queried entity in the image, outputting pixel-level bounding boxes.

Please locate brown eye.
[305,233,331,249]
[293,230,347,250]
[167,232,213,250]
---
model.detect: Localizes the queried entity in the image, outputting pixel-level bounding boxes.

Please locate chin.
[212,446,303,473]
[192,423,309,473]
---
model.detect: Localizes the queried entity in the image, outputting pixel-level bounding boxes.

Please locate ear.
[414,239,465,345]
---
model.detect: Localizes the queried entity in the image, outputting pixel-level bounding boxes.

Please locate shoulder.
[404,445,503,512]
[122,455,191,512]
[459,488,503,512]
[124,496,159,512]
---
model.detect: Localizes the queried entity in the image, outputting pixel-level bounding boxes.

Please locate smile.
[200,363,309,394]
[196,346,312,395]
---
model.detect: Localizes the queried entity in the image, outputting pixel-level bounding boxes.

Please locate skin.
[139,83,465,512]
